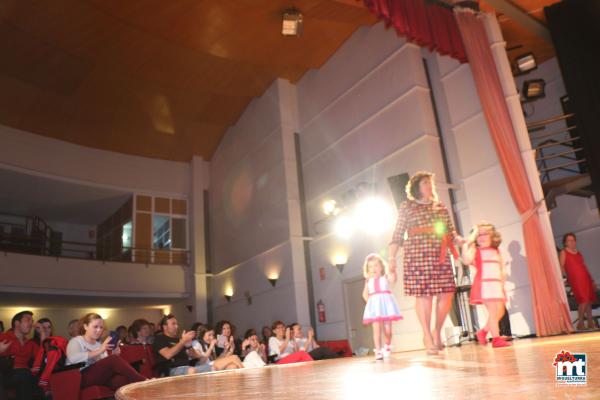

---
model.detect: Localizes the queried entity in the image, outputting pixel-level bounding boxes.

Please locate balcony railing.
[0,213,189,266]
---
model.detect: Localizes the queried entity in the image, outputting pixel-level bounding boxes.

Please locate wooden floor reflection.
[117,332,600,399]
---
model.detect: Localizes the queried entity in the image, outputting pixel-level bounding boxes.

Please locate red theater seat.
[49,367,113,400]
[318,340,353,357]
[119,344,157,379]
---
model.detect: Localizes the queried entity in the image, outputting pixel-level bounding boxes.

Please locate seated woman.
[128,319,151,345]
[192,325,244,371]
[240,329,267,368]
[214,320,240,357]
[33,317,54,345]
[268,321,313,364]
[290,323,339,360]
[66,313,146,391]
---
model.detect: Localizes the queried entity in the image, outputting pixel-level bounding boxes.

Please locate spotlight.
[333,216,354,239]
[353,197,394,235]
[224,295,232,303]
[282,8,303,37]
[322,199,339,216]
[515,53,537,74]
[522,79,546,101]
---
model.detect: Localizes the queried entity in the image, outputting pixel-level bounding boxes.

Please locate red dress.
[564,250,597,304]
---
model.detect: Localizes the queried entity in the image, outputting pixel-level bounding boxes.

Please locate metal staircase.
[528,113,594,209]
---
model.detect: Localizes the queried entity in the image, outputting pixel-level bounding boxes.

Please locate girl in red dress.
[461,222,510,348]
[559,233,598,330]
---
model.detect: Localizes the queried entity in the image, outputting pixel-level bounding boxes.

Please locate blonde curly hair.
[362,253,388,278]
[469,221,502,248]
[405,171,438,202]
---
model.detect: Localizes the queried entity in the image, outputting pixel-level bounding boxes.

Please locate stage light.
[515,53,537,74]
[282,8,303,36]
[333,215,355,239]
[522,79,546,101]
[353,197,394,235]
[322,199,339,216]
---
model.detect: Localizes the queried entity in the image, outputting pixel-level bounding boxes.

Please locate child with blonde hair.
[461,222,511,348]
[362,253,402,360]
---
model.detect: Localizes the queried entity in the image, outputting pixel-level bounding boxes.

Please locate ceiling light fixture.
[282,8,303,37]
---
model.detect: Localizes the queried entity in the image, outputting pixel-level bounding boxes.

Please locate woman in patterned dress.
[388,171,463,355]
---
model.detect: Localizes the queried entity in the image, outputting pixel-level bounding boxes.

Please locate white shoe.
[383,345,392,359]
[374,349,384,361]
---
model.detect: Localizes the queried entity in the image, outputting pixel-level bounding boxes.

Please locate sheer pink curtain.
[454,9,572,336]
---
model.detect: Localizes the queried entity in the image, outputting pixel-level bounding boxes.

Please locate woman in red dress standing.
[559,232,598,330]
[389,171,463,355]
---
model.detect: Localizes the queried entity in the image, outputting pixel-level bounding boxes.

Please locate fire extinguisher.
[317,299,326,323]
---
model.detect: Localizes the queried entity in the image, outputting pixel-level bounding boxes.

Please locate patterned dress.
[391,200,457,297]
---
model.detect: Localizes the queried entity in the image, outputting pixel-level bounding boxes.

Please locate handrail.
[530,125,577,141]
[536,148,583,162]
[536,137,580,150]
[527,113,574,129]
[538,159,586,174]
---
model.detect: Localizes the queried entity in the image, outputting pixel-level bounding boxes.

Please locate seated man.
[0,311,41,400]
[290,323,339,360]
[152,314,203,376]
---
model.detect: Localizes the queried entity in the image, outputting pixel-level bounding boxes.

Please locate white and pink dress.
[362,275,403,325]
[469,247,506,304]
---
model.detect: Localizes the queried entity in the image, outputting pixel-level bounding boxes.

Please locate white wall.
[0,252,188,297]
[208,80,310,332]
[0,124,191,196]
[515,58,600,283]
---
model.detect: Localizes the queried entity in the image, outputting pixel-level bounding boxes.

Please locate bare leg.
[372,322,382,350]
[383,321,392,346]
[415,296,436,352]
[576,304,585,330]
[432,292,454,349]
[486,302,500,338]
[585,303,596,329]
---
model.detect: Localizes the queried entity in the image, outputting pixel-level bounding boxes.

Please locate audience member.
[0,311,41,400]
[66,313,145,391]
[194,326,244,371]
[214,320,239,357]
[67,319,79,339]
[240,329,267,367]
[33,318,53,345]
[128,319,151,345]
[152,314,203,376]
[291,323,339,360]
[268,321,313,364]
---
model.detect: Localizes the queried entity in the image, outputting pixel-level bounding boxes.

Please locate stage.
[117,332,599,399]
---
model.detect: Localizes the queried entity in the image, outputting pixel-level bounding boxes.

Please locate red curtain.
[454,9,573,336]
[363,0,467,62]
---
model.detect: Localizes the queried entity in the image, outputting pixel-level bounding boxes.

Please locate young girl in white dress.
[461,222,511,348]
[362,253,403,360]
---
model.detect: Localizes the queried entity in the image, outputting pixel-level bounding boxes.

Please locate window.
[152,215,171,249]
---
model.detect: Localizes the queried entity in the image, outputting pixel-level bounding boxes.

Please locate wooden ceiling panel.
[1,0,555,162]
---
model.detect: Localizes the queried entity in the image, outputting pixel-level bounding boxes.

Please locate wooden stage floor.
[117,332,600,399]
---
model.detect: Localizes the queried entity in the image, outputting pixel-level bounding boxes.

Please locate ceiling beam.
[483,0,552,43]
